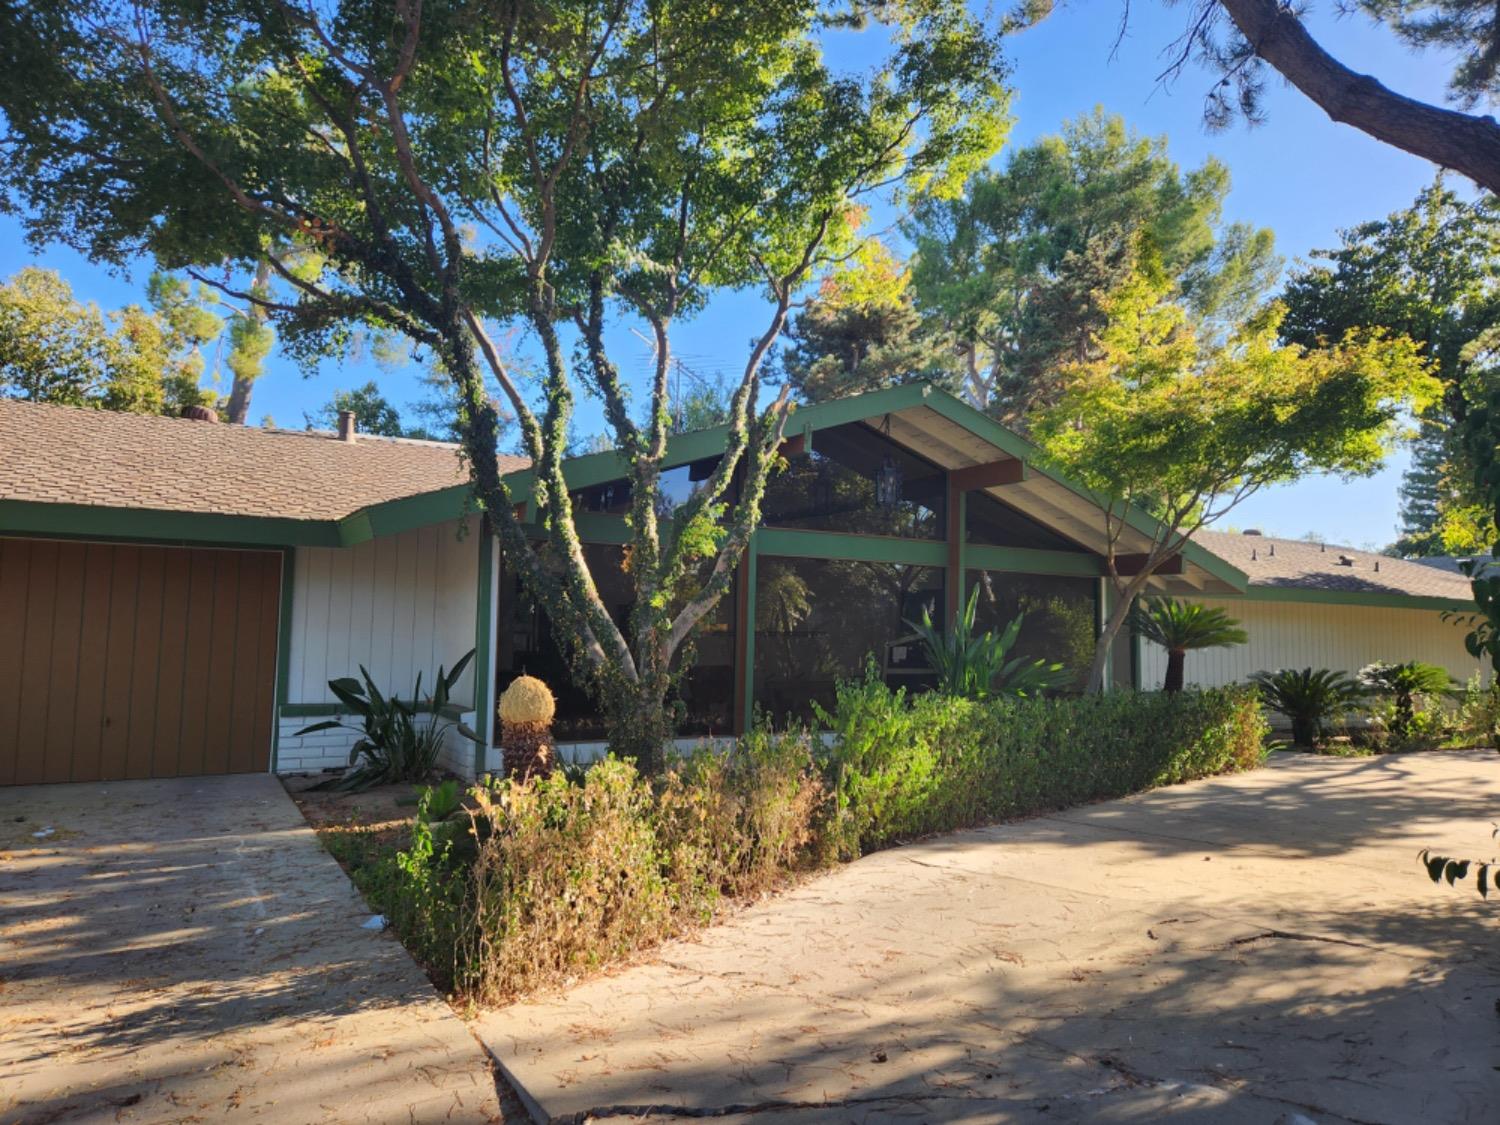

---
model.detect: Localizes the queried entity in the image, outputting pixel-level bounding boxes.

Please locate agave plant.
[1249,667,1365,748]
[296,650,477,791]
[1130,597,1248,693]
[908,584,1073,701]
[1359,660,1455,740]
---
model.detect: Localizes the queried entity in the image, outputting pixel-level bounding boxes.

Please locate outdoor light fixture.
[876,454,904,510]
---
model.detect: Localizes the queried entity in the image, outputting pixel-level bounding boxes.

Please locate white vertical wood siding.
[1138,596,1486,690]
[288,519,480,706]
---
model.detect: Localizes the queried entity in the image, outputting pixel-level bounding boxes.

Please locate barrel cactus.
[498,675,556,780]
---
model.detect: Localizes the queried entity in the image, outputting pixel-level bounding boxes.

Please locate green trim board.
[1243,585,1474,613]
[752,527,948,566]
[271,547,296,771]
[966,544,1104,577]
[0,500,342,548]
[472,525,495,776]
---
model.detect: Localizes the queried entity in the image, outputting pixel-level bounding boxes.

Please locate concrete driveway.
[0,774,500,1124]
[477,751,1500,1124]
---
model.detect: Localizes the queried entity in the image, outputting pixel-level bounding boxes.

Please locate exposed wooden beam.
[777,432,805,459]
[1114,553,1184,577]
[950,459,1026,491]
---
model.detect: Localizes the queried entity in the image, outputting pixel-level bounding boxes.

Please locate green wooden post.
[271,546,296,771]
[471,521,495,777]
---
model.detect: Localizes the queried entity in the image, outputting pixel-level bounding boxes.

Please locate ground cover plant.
[323,679,1266,1004]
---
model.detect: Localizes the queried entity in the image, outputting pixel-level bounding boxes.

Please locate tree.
[905,108,1278,424]
[1129,597,1247,692]
[1278,180,1500,555]
[307,381,434,439]
[0,0,1010,772]
[0,266,217,414]
[1032,244,1438,692]
[777,240,960,402]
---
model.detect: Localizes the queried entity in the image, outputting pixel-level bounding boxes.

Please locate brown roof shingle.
[0,398,528,522]
[1192,529,1473,602]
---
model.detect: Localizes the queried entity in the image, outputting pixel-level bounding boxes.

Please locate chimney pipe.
[337,410,357,442]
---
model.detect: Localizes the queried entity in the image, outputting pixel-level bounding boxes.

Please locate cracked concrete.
[475,751,1500,1123]
[0,774,501,1124]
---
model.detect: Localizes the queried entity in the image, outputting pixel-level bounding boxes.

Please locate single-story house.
[0,382,1484,786]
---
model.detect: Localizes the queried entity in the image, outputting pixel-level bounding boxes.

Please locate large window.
[966,569,1097,690]
[966,490,1086,551]
[571,457,727,518]
[753,558,943,724]
[762,422,945,539]
[495,543,736,741]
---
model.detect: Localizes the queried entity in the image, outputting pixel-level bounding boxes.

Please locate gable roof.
[1191,530,1475,609]
[0,397,526,546]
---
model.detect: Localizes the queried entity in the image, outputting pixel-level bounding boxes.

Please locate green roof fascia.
[501,382,944,504]
[915,391,1251,594]
[1244,584,1475,613]
[337,484,473,546]
[0,499,342,548]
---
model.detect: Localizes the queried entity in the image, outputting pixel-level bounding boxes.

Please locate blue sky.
[0,3,1465,549]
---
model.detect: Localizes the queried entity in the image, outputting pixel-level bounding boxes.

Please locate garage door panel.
[1,538,281,784]
[41,543,88,784]
[15,539,60,786]
[0,539,30,784]
[70,543,114,784]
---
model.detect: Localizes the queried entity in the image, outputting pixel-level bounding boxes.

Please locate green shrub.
[368,678,1266,1003]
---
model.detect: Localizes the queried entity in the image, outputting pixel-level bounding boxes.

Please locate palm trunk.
[1164,649,1185,693]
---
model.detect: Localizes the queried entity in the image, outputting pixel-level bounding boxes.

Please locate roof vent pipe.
[337,410,357,442]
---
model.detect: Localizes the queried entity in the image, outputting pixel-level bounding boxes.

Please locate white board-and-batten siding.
[1138,596,1487,691]
[276,520,481,774]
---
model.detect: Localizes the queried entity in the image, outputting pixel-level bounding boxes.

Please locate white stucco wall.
[1138,595,1487,691]
[276,518,482,774]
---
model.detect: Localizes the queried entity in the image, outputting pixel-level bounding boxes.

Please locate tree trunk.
[1086,584,1136,693]
[225,257,273,425]
[1164,649,1185,693]
[1217,0,1500,195]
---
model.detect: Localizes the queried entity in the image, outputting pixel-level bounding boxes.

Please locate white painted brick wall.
[275,712,483,779]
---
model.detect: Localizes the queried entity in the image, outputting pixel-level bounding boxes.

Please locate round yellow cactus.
[499,674,556,725]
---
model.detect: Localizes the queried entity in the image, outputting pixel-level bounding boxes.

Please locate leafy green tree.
[0,0,1010,772]
[1129,597,1247,693]
[1279,180,1500,555]
[905,108,1279,424]
[777,240,960,402]
[0,266,217,414]
[1032,245,1438,692]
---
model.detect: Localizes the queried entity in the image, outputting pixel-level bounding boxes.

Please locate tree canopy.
[0,0,1011,768]
[1033,243,1438,690]
[904,109,1279,424]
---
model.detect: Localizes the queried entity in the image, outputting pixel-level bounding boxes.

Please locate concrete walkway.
[0,774,500,1124]
[476,751,1500,1124]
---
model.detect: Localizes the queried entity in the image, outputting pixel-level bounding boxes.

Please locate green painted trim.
[338,485,471,547]
[512,512,632,545]
[272,548,296,771]
[472,527,495,777]
[741,539,758,734]
[966,544,1105,577]
[1244,585,1473,613]
[0,500,341,547]
[752,527,948,566]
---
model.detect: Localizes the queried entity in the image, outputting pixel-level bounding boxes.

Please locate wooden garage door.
[0,538,283,785]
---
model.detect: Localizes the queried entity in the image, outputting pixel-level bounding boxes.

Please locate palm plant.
[1249,667,1366,748]
[1359,661,1455,740]
[908,585,1073,701]
[1130,597,1248,692]
[296,650,477,791]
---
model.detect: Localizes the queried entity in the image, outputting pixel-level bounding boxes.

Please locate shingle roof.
[0,398,528,522]
[1192,529,1474,602]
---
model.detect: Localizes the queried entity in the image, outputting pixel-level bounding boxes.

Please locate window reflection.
[966,569,1097,691]
[753,557,943,724]
[763,422,945,539]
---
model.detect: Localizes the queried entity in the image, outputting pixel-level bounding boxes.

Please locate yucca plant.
[296,650,477,791]
[1249,667,1365,748]
[1130,597,1248,692]
[908,584,1072,701]
[1359,660,1455,740]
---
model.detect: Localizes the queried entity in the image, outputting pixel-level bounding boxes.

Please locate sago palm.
[1250,667,1366,748]
[1130,597,1249,692]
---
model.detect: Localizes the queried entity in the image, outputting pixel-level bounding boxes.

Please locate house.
[0,383,1483,786]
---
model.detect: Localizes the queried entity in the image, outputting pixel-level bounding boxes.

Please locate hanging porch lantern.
[875,454,904,510]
